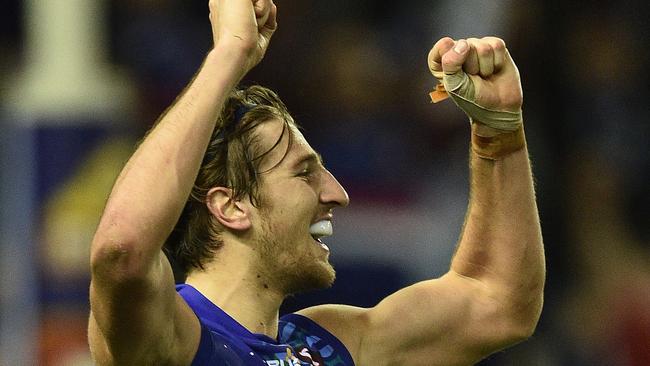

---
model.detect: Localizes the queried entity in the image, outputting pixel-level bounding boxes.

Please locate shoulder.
[292,305,370,365]
[175,285,249,365]
[185,321,249,366]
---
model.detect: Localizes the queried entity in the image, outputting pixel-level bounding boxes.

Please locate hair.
[164,85,296,280]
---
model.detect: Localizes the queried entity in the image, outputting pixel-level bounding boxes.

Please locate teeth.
[309,220,333,238]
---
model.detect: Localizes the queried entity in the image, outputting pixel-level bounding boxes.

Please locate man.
[88,0,545,365]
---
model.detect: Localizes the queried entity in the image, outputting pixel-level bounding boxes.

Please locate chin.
[255,231,337,294]
[285,261,336,295]
[313,262,336,289]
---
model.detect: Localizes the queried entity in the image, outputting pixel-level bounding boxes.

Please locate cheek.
[259,205,305,240]
[275,182,319,211]
[256,180,319,230]
[297,179,320,202]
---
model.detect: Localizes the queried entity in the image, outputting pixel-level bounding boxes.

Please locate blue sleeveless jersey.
[177,284,355,366]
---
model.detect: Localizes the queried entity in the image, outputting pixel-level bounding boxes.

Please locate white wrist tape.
[438,71,523,132]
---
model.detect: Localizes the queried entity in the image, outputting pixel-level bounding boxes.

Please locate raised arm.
[299,37,545,366]
[88,1,277,364]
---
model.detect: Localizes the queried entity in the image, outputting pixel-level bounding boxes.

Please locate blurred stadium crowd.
[1,0,648,365]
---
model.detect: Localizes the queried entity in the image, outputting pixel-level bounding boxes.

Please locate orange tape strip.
[471,124,525,160]
[429,83,449,103]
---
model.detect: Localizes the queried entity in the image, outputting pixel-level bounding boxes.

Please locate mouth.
[309,220,333,251]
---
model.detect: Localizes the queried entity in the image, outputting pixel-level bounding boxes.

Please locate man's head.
[165,85,349,293]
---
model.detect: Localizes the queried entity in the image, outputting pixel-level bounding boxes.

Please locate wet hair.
[164,85,296,280]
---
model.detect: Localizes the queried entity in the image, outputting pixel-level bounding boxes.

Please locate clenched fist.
[209,0,277,74]
[428,37,523,132]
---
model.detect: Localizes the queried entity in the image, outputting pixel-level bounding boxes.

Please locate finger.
[254,0,271,31]
[260,2,277,38]
[253,0,270,17]
[208,0,216,22]
[462,39,480,75]
[208,1,218,42]
[441,39,471,75]
[482,36,506,73]
[428,37,455,79]
[468,38,495,78]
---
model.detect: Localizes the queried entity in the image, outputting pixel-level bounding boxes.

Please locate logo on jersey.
[263,346,325,366]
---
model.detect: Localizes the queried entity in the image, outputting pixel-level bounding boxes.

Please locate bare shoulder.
[296,304,370,364]
[295,274,525,366]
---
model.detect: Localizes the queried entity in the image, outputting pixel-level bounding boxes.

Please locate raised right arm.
[88,1,277,364]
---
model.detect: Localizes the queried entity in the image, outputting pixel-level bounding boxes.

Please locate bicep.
[296,273,521,366]
[360,273,520,366]
[296,278,487,366]
[89,250,199,365]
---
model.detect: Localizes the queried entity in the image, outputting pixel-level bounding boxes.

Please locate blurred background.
[1,0,649,365]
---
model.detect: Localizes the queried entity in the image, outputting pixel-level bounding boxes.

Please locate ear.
[205,187,252,231]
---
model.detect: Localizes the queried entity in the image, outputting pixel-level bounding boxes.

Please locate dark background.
[1,0,648,365]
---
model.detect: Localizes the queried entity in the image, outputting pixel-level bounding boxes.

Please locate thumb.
[441,39,470,75]
[441,39,475,100]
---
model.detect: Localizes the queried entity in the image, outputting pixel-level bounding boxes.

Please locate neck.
[184,240,285,339]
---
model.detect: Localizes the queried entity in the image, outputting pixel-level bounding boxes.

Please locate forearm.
[91,47,245,265]
[451,123,545,326]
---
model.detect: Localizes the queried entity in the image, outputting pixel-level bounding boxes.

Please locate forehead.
[254,118,317,172]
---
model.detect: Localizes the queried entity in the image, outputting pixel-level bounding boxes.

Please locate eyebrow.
[292,151,324,169]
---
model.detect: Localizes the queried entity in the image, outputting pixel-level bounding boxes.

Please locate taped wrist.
[471,123,525,160]
[429,71,523,132]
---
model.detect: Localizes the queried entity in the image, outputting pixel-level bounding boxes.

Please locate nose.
[320,169,350,208]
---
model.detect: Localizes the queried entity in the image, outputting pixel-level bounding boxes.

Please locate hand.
[209,0,277,73]
[428,37,523,115]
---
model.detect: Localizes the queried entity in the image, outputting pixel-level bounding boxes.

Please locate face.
[248,118,349,295]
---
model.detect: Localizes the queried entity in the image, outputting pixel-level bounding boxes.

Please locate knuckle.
[491,38,507,51]
[476,44,492,57]
[433,37,451,52]
[441,36,455,45]
[442,57,456,68]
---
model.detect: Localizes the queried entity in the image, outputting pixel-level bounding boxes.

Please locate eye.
[297,167,312,178]
[296,163,321,181]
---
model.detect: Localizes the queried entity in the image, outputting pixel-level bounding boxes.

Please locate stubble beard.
[254,218,336,296]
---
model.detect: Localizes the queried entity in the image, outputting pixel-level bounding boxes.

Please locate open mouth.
[310,220,333,250]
